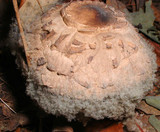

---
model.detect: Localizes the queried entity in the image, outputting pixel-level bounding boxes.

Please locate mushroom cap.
[24,1,157,121]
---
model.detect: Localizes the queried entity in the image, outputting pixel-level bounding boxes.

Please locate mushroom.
[16,1,157,121]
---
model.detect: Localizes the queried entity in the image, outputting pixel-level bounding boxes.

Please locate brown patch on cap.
[78,4,112,27]
[61,1,116,29]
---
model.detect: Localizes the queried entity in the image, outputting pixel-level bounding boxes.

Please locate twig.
[12,0,30,66]
[19,0,26,9]
[0,97,16,114]
[0,77,7,85]
[36,0,44,14]
[135,121,144,132]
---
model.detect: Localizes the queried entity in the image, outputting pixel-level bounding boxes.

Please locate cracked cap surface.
[19,1,157,121]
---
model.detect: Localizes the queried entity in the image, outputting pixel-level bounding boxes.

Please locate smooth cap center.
[61,1,116,30]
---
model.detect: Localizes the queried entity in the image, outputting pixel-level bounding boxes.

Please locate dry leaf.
[0,113,30,131]
[145,96,160,110]
[127,0,160,43]
[15,127,21,132]
[15,127,32,132]
[137,101,160,115]
[0,116,19,131]
[149,115,160,132]
[2,105,13,117]
[152,2,160,23]
[100,123,123,132]
[52,126,74,132]
[85,120,117,132]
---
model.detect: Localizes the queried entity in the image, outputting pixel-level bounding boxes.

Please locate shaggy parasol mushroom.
[14,1,157,121]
